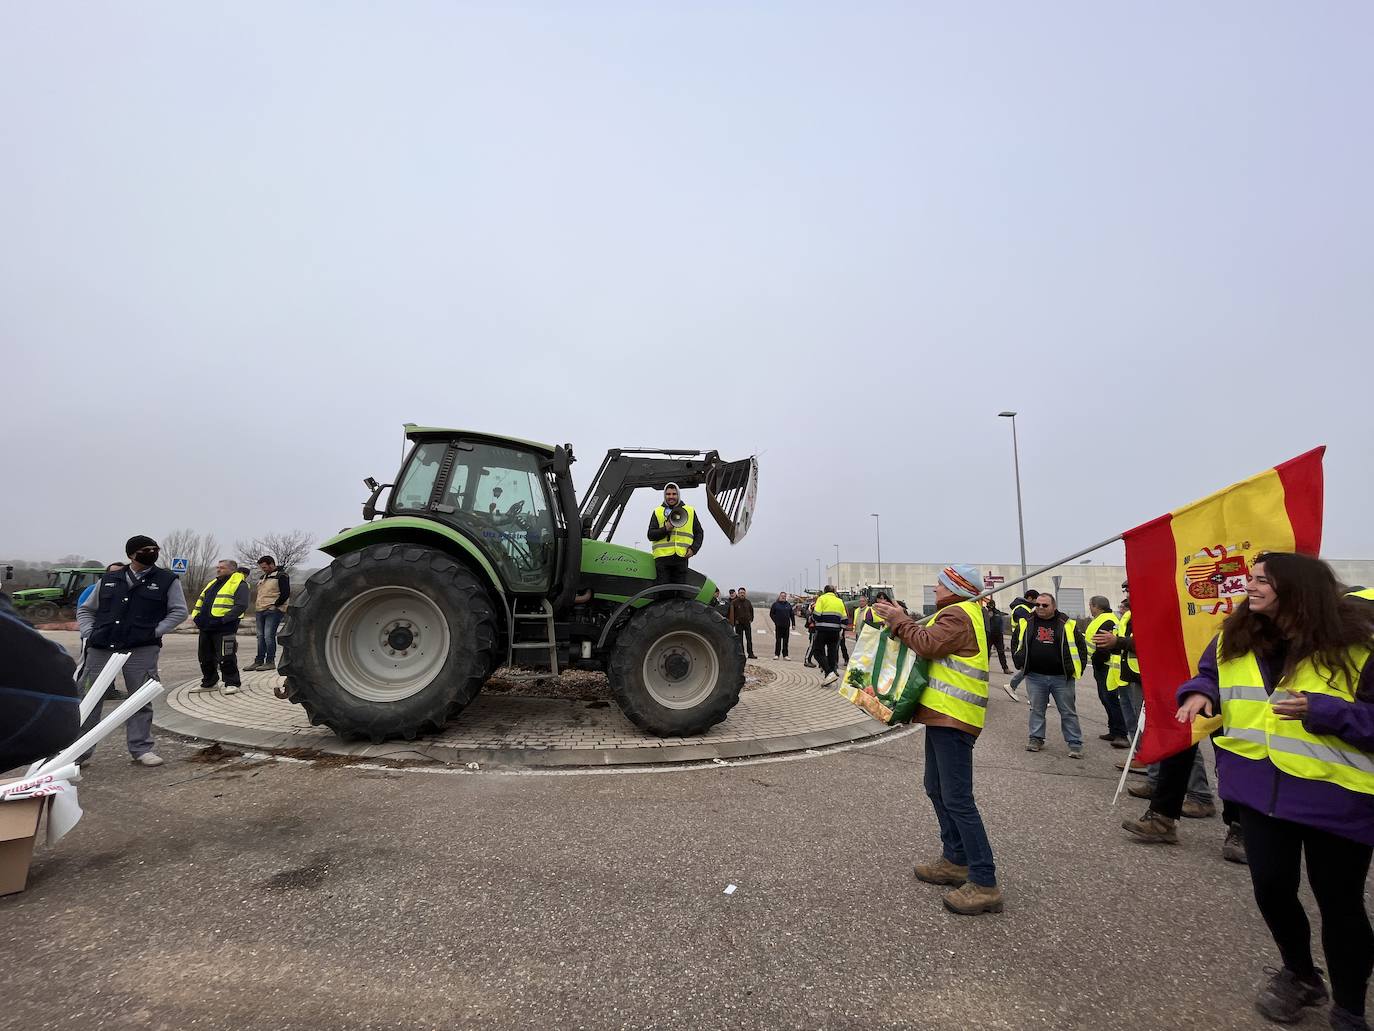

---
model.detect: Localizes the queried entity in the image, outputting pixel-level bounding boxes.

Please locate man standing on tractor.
[190,559,251,695]
[646,482,702,586]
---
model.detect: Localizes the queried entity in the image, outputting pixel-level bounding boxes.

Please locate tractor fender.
[594,583,704,651]
[319,519,507,612]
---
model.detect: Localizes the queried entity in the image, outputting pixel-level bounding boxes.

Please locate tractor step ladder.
[509,598,559,676]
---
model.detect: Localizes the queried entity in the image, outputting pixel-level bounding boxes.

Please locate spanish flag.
[1127,447,1325,764]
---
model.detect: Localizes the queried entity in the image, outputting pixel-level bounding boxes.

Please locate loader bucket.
[706,456,758,544]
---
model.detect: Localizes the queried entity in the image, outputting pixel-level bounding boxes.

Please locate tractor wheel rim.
[642,630,718,710]
[325,587,450,702]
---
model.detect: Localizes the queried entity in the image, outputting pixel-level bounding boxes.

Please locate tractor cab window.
[453,444,557,593]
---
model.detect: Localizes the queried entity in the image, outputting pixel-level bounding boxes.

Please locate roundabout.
[153,655,894,768]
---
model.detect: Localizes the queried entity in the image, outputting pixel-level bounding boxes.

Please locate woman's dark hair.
[1218,552,1374,695]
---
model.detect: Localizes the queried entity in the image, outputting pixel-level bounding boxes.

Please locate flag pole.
[964,533,1124,605]
[1112,705,1147,805]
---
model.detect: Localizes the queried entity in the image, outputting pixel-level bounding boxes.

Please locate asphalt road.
[0,636,1322,1030]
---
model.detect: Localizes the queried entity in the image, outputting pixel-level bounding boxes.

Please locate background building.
[826,559,1374,618]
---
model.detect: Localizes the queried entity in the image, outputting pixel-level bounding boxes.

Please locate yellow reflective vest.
[1106,610,1138,690]
[192,571,247,620]
[1349,588,1374,602]
[1085,611,1121,685]
[920,600,991,730]
[854,604,885,633]
[1214,632,1374,797]
[812,591,848,632]
[651,505,696,559]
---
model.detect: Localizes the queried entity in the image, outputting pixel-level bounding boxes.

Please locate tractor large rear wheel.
[278,544,498,743]
[607,599,743,736]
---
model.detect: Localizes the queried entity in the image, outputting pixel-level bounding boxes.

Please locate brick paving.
[154,647,892,765]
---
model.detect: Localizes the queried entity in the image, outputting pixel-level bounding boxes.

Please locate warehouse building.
[825,559,1374,619]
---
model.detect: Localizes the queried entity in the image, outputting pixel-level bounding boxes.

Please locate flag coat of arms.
[1125,447,1325,764]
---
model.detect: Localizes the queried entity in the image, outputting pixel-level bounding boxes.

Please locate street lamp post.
[998,411,1028,582]
[870,513,882,584]
[834,544,840,588]
[816,558,822,588]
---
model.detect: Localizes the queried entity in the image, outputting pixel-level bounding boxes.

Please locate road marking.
[234,723,923,779]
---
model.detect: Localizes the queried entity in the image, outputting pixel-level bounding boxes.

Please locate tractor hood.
[12,588,61,602]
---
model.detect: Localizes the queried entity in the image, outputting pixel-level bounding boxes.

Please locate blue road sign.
[171,557,189,575]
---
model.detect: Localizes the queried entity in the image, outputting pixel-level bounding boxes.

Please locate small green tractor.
[280,425,758,742]
[10,567,106,623]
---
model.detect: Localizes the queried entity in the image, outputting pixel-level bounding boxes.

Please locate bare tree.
[234,530,317,574]
[162,528,219,592]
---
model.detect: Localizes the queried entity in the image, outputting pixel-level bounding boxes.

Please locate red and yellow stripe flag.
[1126,447,1325,764]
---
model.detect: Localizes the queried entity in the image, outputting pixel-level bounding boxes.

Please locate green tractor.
[11,566,106,623]
[279,425,759,742]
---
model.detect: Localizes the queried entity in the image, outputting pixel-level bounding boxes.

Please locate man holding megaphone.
[647,482,703,585]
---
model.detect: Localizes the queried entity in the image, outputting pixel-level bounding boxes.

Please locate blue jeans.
[255,608,284,663]
[924,725,996,887]
[1116,681,1144,739]
[1025,671,1084,749]
[1093,664,1128,739]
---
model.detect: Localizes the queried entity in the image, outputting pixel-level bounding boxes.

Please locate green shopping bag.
[836,624,930,725]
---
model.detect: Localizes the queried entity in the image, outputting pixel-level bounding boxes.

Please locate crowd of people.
[736,557,1374,1030]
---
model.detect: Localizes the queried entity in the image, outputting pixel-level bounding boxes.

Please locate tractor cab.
[387,432,564,596]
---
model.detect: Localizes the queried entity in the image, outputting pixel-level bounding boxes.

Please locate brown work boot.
[1122,809,1179,844]
[1127,782,1154,800]
[913,856,969,886]
[942,881,1005,915]
[1115,758,1150,774]
[1182,798,1217,819]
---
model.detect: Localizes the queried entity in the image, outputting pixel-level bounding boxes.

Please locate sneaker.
[1121,809,1179,844]
[188,682,218,693]
[133,752,165,767]
[1110,736,1130,749]
[1127,782,1155,800]
[913,856,969,886]
[1098,733,1116,741]
[1223,823,1249,865]
[1182,798,1217,819]
[1329,1004,1371,1031]
[821,672,839,687]
[1002,683,1019,701]
[803,661,816,668]
[1068,749,1084,760]
[1254,966,1328,1024]
[222,685,240,696]
[942,881,1005,915]
[1026,738,1044,752]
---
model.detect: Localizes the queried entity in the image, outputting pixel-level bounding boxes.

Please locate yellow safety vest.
[1085,612,1122,686]
[1214,633,1374,797]
[651,505,696,559]
[1106,610,1138,690]
[192,571,246,619]
[854,605,885,630]
[1349,588,1374,601]
[920,600,990,730]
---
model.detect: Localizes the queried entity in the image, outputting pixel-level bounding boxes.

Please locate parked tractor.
[11,567,106,623]
[280,425,758,743]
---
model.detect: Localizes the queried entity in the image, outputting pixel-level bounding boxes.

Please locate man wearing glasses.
[1012,592,1088,759]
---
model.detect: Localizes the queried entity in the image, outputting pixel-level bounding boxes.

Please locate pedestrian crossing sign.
[171,557,189,575]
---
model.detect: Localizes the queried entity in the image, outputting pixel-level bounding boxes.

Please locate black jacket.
[0,595,79,774]
[769,601,795,628]
[1012,611,1088,677]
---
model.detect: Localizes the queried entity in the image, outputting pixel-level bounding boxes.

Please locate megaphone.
[665,505,689,528]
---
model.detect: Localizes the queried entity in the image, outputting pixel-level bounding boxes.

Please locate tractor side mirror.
[362,478,392,522]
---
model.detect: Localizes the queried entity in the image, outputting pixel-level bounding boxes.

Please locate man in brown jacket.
[246,555,291,671]
[727,586,757,659]
[875,563,1003,916]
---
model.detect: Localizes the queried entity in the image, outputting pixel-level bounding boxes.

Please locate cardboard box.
[0,796,44,897]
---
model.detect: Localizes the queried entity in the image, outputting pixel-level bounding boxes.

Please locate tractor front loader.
[279,425,758,743]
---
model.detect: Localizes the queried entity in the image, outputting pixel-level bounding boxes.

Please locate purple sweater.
[1178,637,1374,846]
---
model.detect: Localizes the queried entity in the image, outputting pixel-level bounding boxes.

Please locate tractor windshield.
[393,439,559,594]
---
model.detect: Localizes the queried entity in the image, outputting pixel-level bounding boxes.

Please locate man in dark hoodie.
[769,592,796,659]
[190,558,252,695]
[728,587,757,659]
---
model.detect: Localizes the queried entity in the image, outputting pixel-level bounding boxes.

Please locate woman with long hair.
[1176,553,1374,1030]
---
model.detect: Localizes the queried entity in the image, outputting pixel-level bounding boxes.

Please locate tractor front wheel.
[607,599,743,736]
[27,602,61,624]
[278,544,498,743]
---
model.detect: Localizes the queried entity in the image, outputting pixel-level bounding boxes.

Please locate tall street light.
[834,544,840,587]
[816,558,822,587]
[998,411,1028,581]
[870,514,882,584]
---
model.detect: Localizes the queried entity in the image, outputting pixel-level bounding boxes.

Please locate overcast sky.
[4,2,1371,590]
